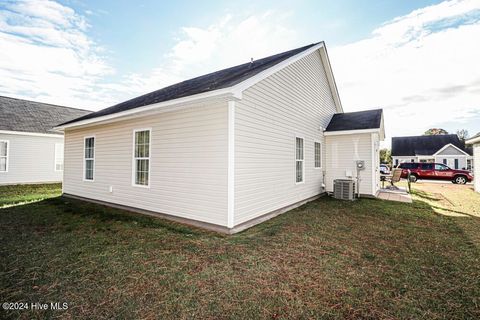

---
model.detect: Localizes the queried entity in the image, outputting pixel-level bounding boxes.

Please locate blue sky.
[65,0,441,74]
[0,0,479,146]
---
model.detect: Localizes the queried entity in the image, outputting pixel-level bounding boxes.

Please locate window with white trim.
[295,137,304,183]
[84,137,95,181]
[133,129,150,186]
[0,140,8,172]
[314,142,322,168]
[55,143,64,171]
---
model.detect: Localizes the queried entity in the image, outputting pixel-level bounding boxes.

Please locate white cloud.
[2,0,479,143]
[118,11,300,97]
[329,0,480,146]
[0,0,113,109]
[0,0,301,110]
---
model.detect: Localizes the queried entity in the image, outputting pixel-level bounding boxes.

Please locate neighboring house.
[54,42,385,233]
[0,96,91,185]
[466,133,480,192]
[391,134,473,170]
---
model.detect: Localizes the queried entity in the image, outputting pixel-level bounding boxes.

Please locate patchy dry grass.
[1,183,480,319]
[0,183,62,207]
[411,182,480,217]
[410,182,480,250]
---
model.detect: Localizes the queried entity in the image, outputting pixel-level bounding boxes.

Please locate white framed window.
[314,141,322,169]
[132,129,151,187]
[54,143,64,171]
[295,137,304,184]
[84,136,95,181]
[0,140,8,172]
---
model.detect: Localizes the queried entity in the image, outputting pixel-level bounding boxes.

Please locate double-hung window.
[314,141,322,169]
[295,137,304,183]
[55,143,64,171]
[133,129,151,187]
[0,140,8,172]
[84,137,95,181]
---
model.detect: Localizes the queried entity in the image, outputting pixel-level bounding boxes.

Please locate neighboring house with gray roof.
[54,42,385,233]
[391,134,474,171]
[0,96,91,185]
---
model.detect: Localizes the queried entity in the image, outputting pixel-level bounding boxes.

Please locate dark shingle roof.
[61,42,321,126]
[0,96,91,135]
[325,109,383,132]
[391,134,472,156]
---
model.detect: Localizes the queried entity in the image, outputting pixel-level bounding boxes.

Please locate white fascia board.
[0,130,63,138]
[318,44,344,113]
[432,143,470,156]
[53,89,233,132]
[324,128,380,136]
[466,136,480,145]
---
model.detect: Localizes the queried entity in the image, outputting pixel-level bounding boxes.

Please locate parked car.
[380,164,390,174]
[397,162,473,184]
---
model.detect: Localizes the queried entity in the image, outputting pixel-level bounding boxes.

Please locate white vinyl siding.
[392,156,419,166]
[54,143,64,171]
[436,145,466,156]
[324,133,374,196]
[474,143,480,192]
[0,140,8,172]
[84,136,95,181]
[133,129,151,187]
[295,137,304,183]
[234,50,336,225]
[314,141,322,168]
[63,101,229,226]
[372,133,381,194]
[434,155,467,170]
[0,133,64,184]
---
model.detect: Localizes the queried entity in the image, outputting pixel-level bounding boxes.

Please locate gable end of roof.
[57,42,343,129]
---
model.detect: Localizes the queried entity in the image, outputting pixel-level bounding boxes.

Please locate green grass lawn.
[0,183,62,207]
[1,184,479,319]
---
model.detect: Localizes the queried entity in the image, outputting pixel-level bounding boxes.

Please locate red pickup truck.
[397,162,473,184]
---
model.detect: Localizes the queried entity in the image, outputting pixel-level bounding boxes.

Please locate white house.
[54,42,385,233]
[0,96,91,185]
[391,134,473,170]
[466,133,480,192]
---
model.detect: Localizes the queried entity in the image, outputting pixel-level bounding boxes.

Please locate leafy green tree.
[424,128,449,135]
[380,148,392,166]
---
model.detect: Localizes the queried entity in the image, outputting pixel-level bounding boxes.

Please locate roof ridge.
[392,134,458,138]
[0,95,92,112]
[107,42,322,109]
[59,42,324,127]
[337,108,382,114]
